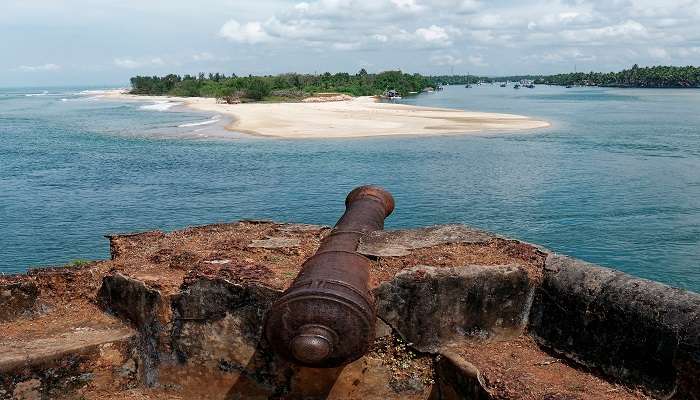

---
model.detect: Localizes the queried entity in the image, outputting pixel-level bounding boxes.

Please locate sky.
[2,0,700,86]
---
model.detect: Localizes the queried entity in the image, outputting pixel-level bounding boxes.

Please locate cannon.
[264,185,395,368]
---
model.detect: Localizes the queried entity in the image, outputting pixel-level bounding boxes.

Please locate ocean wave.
[140,101,182,111]
[178,116,222,128]
[60,96,100,102]
[25,91,50,97]
[75,89,125,96]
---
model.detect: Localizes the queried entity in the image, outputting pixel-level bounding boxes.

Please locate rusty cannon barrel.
[264,185,395,368]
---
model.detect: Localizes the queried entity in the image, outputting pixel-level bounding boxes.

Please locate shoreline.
[100,90,550,139]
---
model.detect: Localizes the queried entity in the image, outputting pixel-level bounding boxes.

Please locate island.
[107,70,550,139]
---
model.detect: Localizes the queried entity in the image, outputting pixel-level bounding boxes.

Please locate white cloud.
[219,20,272,44]
[192,52,215,61]
[560,20,648,43]
[430,54,463,66]
[648,47,670,60]
[373,34,389,42]
[332,41,361,51]
[467,54,488,67]
[204,0,700,73]
[522,48,596,64]
[18,63,60,72]
[415,25,450,43]
[390,0,425,13]
[113,57,164,69]
[677,46,700,57]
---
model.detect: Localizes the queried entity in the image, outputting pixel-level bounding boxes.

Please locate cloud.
[192,52,215,61]
[219,20,272,44]
[560,20,648,43]
[332,41,361,51]
[521,48,597,64]
[207,0,700,72]
[430,54,463,66]
[18,63,60,72]
[114,57,164,69]
[373,34,389,43]
[390,0,425,13]
[648,47,670,60]
[415,25,450,43]
[467,54,488,67]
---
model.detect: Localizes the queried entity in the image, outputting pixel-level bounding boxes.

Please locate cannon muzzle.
[264,186,394,367]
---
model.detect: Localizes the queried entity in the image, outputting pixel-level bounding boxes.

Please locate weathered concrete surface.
[529,254,700,399]
[438,335,653,400]
[164,277,433,399]
[248,237,302,249]
[431,352,489,400]
[170,277,280,365]
[375,264,534,352]
[359,225,496,257]
[0,281,40,322]
[98,273,167,386]
[0,312,139,400]
[3,221,696,399]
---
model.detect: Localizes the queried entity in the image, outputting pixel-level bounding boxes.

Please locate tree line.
[430,66,700,88]
[533,65,700,88]
[129,65,700,101]
[129,70,433,101]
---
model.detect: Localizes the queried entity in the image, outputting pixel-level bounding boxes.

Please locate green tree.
[246,77,271,100]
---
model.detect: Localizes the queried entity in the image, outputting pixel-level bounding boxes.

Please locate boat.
[514,84,521,89]
[383,89,402,100]
[565,85,572,88]
[500,83,507,87]
[465,84,471,88]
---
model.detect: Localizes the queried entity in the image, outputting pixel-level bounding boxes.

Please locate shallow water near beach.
[1,85,699,292]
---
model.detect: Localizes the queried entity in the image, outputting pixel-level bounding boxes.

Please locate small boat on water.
[500,83,507,87]
[514,84,521,89]
[383,89,402,100]
[565,85,573,88]
[465,84,471,88]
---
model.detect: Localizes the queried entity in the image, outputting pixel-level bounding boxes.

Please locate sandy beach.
[102,91,550,139]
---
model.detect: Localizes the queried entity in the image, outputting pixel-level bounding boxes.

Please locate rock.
[375,264,533,352]
[106,231,166,260]
[358,225,496,257]
[248,237,301,249]
[1,326,136,399]
[277,223,328,232]
[12,379,41,400]
[529,253,700,398]
[432,352,489,400]
[97,273,164,386]
[167,277,287,397]
[0,281,39,322]
[98,274,163,330]
[375,319,393,339]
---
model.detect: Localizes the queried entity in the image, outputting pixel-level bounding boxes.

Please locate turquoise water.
[1,85,699,292]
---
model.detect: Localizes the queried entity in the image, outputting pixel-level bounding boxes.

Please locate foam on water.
[140,101,182,111]
[25,91,52,97]
[178,116,221,128]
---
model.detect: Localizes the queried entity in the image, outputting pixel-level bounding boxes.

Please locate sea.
[1,85,698,293]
